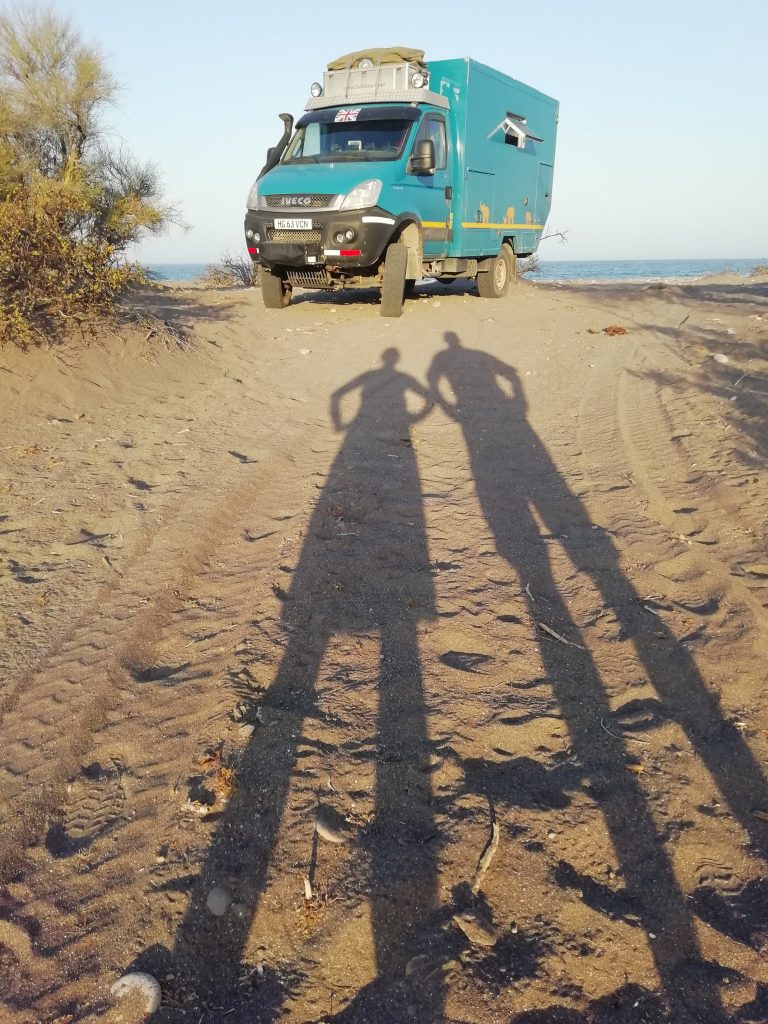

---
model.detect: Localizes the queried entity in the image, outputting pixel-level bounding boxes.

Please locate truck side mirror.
[410,138,435,175]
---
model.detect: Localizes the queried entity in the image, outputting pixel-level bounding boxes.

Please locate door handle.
[445,186,453,200]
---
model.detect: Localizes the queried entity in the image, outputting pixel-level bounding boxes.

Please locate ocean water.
[145,257,766,285]
[530,257,766,283]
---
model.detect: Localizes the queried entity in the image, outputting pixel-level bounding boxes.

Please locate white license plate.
[274,217,313,230]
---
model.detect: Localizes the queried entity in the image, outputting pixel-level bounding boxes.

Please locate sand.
[0,273,767,1023]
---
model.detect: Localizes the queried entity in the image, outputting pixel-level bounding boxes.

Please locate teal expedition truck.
[245,47,558,316]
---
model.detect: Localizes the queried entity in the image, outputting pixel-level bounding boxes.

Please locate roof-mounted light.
[358,57,374,69]
[310,82,323,98]
[410,71,427,89]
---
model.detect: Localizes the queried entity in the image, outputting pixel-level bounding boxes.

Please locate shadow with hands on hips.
[426,331,768,1023]
[149,348,445,1022]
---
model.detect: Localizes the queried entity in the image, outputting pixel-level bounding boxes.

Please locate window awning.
[489,113,544,145]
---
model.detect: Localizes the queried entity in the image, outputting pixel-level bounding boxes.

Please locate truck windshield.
[282,117,412,163]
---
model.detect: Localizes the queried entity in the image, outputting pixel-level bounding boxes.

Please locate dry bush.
[517,253,541,277]
[0,177,148,347]
[115,308,191,352]
[201,252,260,288]
[0,7,180,348]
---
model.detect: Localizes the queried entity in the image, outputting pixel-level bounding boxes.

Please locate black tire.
[477,246,512,299]
[261,268,292,309]
[380,243,408,317]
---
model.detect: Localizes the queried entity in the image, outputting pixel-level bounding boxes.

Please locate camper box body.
[429,58,558,259]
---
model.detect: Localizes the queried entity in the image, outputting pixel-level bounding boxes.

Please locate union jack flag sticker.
[334,108,361,122]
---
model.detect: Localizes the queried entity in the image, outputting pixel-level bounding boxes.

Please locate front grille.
[265,194,335,209]
[285,268,334,289]
[267,228,322,243]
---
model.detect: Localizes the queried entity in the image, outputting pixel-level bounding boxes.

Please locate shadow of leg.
[155,629,329,1019]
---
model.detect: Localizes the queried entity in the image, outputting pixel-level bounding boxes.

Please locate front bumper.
[244,206,397,272]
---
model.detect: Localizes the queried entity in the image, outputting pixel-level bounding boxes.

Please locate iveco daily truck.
[244,47,558,316]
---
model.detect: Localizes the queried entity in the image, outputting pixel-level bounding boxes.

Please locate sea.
[146,258,766,285]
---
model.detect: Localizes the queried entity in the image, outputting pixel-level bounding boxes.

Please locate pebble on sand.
[314,803,351,844]
[206,885,233,916]
[451,911,497,947]
[110,972,162,1013]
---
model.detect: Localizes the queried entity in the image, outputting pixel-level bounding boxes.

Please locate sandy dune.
[1,273,767,1023]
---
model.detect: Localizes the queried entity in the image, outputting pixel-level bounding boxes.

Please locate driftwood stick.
[472,802,500,894]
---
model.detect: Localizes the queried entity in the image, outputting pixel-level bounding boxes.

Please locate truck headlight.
[340,178,382,211]
[246,179,260,210]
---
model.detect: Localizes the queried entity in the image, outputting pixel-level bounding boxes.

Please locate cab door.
[404,114,453,258]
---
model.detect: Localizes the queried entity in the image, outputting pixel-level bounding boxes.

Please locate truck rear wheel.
[261,268,292,309]
[380,243,407,317]
[477,247,511,299]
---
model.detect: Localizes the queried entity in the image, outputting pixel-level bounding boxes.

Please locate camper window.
[503,120,526,148]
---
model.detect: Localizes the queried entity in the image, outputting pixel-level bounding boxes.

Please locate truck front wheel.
[380,243,407,317]
[477,247,512,299]
[261,268,292,309]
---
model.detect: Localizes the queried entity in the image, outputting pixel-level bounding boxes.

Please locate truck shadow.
[289,277,485,308]
[426,330,768,1022]
[150,349,446,1022]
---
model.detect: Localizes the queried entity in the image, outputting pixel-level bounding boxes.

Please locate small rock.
[184,799,211,817]
[239,723,255,739]
[451,911,497,947]
[713,353,729,364]
[442,958,462,976]
[418,753,442,772]
[110,972,162,1013]
[314,803,351,844]
[299,348,312,355]
[206,885,232,916]
[255,705,280,726]
[405,954,430,978]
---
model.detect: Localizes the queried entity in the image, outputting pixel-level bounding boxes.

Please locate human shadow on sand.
[150,349,445,1022]
[426,331,768,1024]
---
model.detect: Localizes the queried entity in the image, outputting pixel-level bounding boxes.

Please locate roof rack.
[305,59,448,111]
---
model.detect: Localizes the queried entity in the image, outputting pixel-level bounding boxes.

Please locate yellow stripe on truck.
[462,222,545,230]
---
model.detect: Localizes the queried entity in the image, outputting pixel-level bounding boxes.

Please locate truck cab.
[245,48,558,316]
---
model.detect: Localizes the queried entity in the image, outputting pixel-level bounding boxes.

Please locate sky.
[47,0,768,263]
